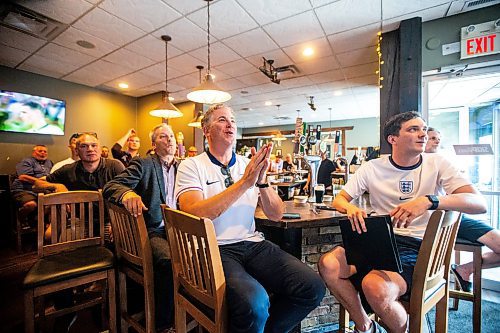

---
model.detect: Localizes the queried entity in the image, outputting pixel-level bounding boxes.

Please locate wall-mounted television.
[0,90,65,135]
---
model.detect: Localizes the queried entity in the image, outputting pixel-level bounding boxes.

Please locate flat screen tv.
[0,90,65,135]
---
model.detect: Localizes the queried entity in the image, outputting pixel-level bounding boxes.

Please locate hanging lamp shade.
[150,91,183,118]
[187,0,231,104]
[187,74,231,104]
[188,110,204,128]
[323,133,335,142]
[150,35,183,119]
[323,107,335,141]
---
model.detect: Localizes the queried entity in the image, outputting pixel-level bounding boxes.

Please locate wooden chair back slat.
[107,203,151,269]
[107,202,155,333]
[37,191,105,258]
[163,206,225,313]
[408,210,461,332]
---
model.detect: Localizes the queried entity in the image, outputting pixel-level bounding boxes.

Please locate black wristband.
[426,195,439,210]
[255,182,270,188]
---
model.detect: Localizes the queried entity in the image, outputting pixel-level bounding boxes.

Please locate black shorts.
[348,235,421,310]
[12,191,37,207]
[457,215,494,244]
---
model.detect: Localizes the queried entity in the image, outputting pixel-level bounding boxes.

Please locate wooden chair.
[23,190,116,333]
[162,205,227,333]
[9,174,38,253]
[449,239,483,333]
[339,210,461,333]
[107,202,156,333]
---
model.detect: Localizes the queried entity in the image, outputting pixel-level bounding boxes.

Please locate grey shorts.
[457,215,494,244]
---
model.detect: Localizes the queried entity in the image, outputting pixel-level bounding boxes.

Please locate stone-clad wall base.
[300,226,343,332]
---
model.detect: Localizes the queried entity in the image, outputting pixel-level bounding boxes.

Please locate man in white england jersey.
[175,104,325,333]
[319,111,487,333]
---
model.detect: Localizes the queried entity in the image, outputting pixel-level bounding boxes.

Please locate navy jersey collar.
[206,150,236,168]
[389,154,422,170]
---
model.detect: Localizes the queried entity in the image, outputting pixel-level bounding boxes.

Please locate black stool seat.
[23,246,114,288]
[455,237,483,247]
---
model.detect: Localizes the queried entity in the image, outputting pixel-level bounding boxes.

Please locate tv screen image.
[0,90,65,135]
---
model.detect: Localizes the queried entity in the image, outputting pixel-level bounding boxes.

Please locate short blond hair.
[201,104,235,133]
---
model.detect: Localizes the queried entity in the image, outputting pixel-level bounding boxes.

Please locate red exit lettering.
[467,34,497,55]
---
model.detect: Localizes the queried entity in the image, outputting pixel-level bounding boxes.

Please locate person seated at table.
[318,111,487,333]
[51,133,81,172]
[11,145,53,222]
[187,145,198,157]
[101,145,110,158]
[317,150,336,190]
[112,128,140,167]
[283,153,297,172]
[19,133,125,242]
[104,123,178,332]
[268,153,284,173]
[425,127,500,292]
[175,103,325,333]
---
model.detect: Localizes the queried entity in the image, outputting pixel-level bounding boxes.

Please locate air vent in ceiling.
[0,2,67,40]
[447,0,500,16]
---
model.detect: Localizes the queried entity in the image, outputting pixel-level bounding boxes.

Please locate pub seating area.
[1,1,500,333]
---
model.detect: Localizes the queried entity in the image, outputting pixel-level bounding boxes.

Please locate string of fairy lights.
[376,31,383,89]
[376,0,384,89]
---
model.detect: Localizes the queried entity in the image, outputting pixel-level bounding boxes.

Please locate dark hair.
[383,111,421,144]
[427,127,439,133]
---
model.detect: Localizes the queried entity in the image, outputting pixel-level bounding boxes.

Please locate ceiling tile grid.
[1,0,497,128]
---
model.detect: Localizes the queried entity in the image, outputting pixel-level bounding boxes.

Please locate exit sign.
[460,20,500,59]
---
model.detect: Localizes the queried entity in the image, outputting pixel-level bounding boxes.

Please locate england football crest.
[399,180,413,194]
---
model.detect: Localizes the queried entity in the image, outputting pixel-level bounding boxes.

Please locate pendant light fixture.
[187,0,231,104]
[188,66,205,128]
[324,108,335,142]
[150,35,183,119]
[272,104,287,146]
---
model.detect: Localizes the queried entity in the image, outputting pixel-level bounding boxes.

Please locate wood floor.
[1,237,499,333]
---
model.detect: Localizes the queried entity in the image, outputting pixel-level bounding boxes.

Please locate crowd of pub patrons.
[10,104,499,333]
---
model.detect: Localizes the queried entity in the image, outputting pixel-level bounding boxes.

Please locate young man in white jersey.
[425,128,500,293]
[175,104,325,333]
[318,111,487,333]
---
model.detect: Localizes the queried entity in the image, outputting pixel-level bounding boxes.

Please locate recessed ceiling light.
[76,40,95,49]
[258,122,264,126]
[334,90,343,96]
[303,47,314,56]
[118,82,129,89]
[168,96,175,101]
[264,101,272,106]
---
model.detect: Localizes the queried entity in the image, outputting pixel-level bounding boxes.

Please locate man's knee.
[361,273,399,307]
[19,200,37,215]
[318,247,345,279]
[227,281,269,330]
[478,229,500,254]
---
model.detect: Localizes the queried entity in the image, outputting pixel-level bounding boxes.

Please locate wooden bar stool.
[449,238,483,333]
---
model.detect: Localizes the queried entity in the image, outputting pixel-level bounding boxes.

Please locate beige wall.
[0,66,136,174]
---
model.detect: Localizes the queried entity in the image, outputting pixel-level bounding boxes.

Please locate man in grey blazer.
[103,123,178,332]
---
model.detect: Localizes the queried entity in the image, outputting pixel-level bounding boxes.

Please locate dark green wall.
[422,5,500,72]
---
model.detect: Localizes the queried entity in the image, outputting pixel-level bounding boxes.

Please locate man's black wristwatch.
[426,195,439,210]
[255,182,270,188]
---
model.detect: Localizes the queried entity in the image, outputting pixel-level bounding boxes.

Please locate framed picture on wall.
[276,149,282,156]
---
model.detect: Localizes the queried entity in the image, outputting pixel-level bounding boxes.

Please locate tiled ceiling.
[1,0,497,128]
